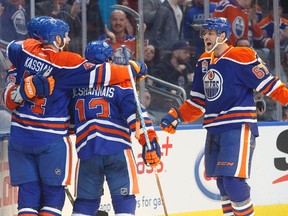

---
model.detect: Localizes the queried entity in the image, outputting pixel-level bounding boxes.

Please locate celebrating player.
[70,40,161,216]
[3,17,148,216]
[160,17,288,216]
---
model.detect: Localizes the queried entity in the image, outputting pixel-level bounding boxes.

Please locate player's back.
[71,81,153,159]
[7,39,93,146]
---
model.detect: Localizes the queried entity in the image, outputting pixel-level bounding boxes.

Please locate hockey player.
[70,40,161,216]
[160,17,288,216]
[3,17,148,216]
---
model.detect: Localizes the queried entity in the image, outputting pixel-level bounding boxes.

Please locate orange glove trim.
[160,125,176,134]
[145,151,161,168]
[47,76,55,95]
[139,129,157,146]
[23,76,36,99]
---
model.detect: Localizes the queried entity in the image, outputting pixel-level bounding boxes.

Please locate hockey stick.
[122,45,169,216]
[64,186,108,216]
[65,186,75,205]
[111,4,142,140]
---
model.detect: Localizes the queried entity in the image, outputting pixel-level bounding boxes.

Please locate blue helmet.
[27,16,51,40]
[202,17,232,40]
[36,18,70,45]
[85,40,114,64]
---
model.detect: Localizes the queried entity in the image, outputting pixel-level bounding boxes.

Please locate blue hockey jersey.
[70,81,155,159]
[179,46,288,135]
[3,39,134,146]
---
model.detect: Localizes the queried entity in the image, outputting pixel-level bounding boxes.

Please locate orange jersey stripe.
[203,112,257,124]
[125,149,139,194]
[238,124,250,178]
[76,124,131,144]
[64,136,73,185]
[269,83,288,106]
[39,212,59,216]
[260,77,278,95]
[179,100,204,122]
[12,115,70,129]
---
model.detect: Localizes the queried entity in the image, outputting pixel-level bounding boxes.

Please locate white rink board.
[1,123,288,215]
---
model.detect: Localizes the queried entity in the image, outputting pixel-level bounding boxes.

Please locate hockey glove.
[142,138,161,168]
[129,60,148,80]
[160,107,183,134]
[19,74,55,101]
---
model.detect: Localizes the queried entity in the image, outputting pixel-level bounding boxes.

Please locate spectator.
[98,9,136,65]
[281,45,288,79]
[35,0,82,54]
[146,0,186,51]
[118,0,138,36]
[0,0,28,53]
[143,0,162,40]
[143,0,162,25]
[235,37,251,47]
[183,0,216,58]
[153,40,195,96]
[86,0,105,43]
[213,0,252,46]
[246,1,263,48]
[144,88,160,125]
[282,106,288,121]
[98,0,117,30]
[255,0,288,50]
[144,42,160,74]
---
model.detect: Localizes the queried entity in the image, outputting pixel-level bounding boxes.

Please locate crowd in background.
[1,0,288,125]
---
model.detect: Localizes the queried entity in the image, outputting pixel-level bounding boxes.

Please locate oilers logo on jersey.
[203,69,223,101]
[113,47,133,65]
[232,16,245,40]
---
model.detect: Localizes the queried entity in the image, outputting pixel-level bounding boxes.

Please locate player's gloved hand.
[142,138,161,168]
[160,107,183,134]
[19,74,55,100]
[129,60,148,80]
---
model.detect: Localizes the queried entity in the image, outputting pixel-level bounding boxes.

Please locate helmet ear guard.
[85,40,114,64]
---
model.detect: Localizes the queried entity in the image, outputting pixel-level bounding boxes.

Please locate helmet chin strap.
[53,38,66,51]
[206,37,227,53]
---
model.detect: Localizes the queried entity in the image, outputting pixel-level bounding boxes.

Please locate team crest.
[202,60,208,72]
[232,16,245,39]
[203,69,223,101]
[113,47,133,65]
